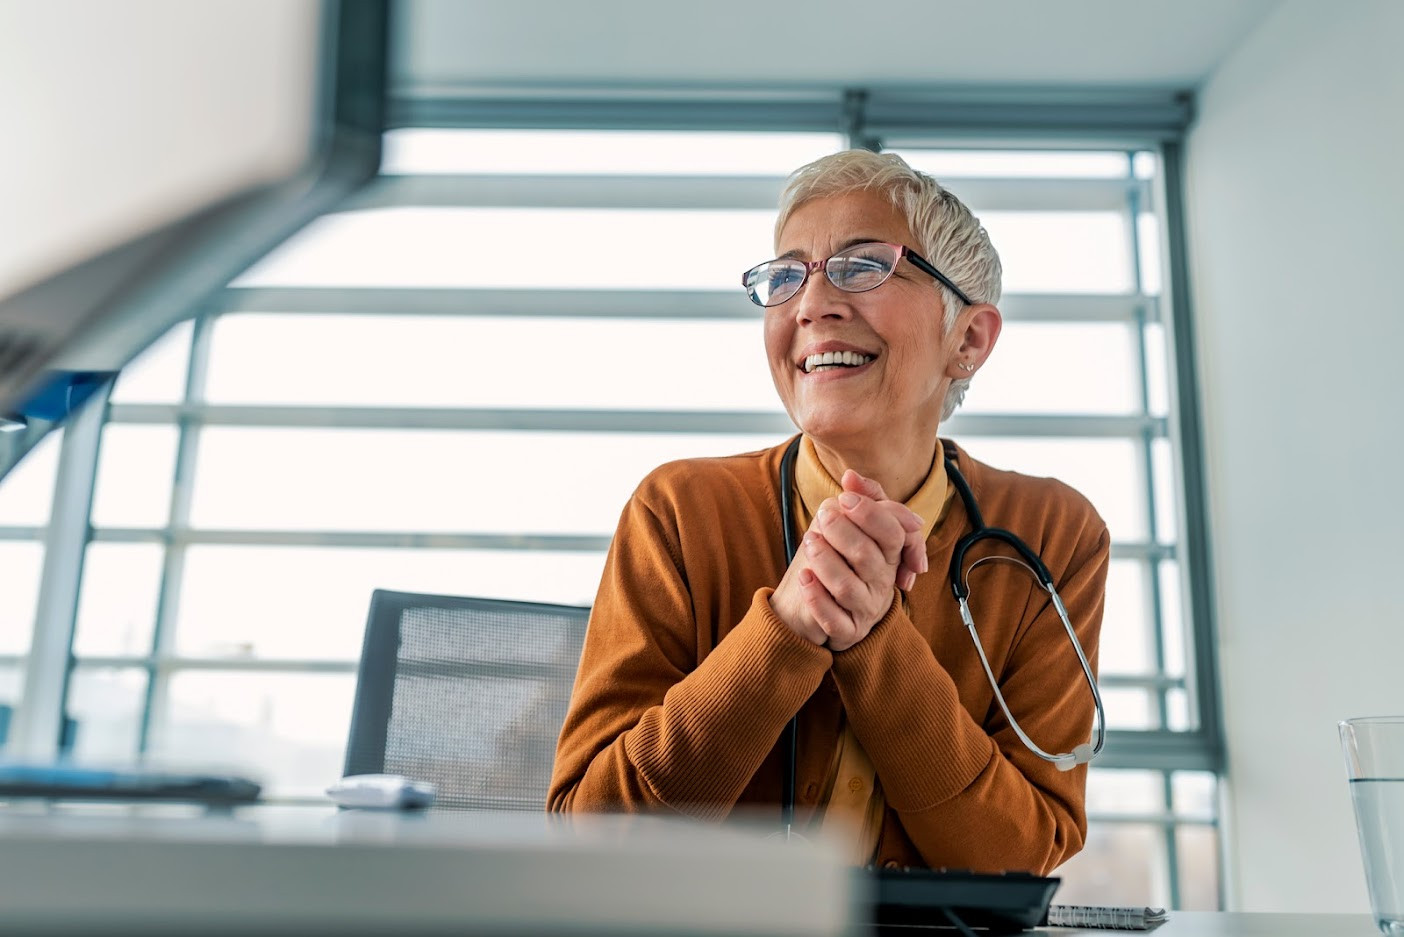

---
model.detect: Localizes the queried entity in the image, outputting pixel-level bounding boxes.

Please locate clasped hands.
[772,471,928,652]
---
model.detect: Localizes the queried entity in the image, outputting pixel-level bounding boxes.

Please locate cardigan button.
[882,859,901,870]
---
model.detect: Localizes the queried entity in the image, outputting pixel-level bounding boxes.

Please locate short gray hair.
[775,149,1002,420]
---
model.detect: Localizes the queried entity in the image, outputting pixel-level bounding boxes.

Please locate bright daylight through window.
[0,124,1219,910]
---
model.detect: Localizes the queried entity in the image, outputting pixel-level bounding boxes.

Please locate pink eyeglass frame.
[741,241,974,307]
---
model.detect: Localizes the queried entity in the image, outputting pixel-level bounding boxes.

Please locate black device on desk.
[866,865,1060,935]
[0,763,261,806]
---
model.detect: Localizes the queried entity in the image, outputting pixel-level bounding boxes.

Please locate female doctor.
[548,149,1109,876]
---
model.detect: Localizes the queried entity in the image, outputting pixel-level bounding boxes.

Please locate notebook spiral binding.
[1045,904,1167,930]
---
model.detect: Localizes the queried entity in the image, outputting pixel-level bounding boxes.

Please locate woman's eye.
[772,267,802,287]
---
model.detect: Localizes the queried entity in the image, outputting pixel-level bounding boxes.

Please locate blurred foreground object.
[0,809,853,937]
[0,0,387,479]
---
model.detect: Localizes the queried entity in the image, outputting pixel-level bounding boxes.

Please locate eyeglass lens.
[743,242,902,307]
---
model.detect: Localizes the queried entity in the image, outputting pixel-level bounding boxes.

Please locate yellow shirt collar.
[793,435,952,541]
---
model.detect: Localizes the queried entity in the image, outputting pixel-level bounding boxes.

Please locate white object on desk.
[327,773,435,809]
[0,807,853,936]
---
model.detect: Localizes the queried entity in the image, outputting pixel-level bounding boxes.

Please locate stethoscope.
[776,435,1105,835]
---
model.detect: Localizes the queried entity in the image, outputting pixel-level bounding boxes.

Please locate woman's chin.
[797,414,874,445]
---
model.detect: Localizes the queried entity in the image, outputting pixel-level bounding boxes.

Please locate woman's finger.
[899,528,929,584]
[836,471,927,589]
[803,528,872,606]
[798,567,857,647]
[816,504,897,577]
[804,530,892,624]
[841,473,924,531]
[841,469,888,502]
[771,555,831,646]
[834,494,923,567]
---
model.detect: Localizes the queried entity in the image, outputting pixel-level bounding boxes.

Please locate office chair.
[344,590,590,811]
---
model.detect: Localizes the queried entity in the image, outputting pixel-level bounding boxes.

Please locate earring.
[957,362,975,372]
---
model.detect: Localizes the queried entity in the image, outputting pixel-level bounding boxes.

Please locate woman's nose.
[791,270,851,324]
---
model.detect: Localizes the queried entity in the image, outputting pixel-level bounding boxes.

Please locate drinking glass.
[1341,716,1404,935]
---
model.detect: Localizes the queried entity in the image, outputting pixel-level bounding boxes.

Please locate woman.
[548,150,1109,876]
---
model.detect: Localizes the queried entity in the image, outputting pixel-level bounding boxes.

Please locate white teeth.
[802,351,874,373]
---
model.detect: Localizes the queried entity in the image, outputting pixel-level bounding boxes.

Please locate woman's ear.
[945,303,1002,378]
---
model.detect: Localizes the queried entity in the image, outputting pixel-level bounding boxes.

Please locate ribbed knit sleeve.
[547,467,832,820]
[832,514,1110,874]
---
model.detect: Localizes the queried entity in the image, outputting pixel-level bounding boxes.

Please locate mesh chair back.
[344,590,589,811]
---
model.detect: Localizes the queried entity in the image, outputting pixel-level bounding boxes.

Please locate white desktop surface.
[0,804,854,936]
[0,805,1380,937]
[1048,913,1377,937]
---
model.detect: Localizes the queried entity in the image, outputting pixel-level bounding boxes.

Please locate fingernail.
[838,492,859,509]
[816,507,830,525]
[900,571,916,591]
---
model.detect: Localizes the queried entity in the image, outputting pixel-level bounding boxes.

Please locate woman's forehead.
[775,189,914,255]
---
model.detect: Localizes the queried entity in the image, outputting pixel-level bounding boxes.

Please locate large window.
[0,113,1220,909]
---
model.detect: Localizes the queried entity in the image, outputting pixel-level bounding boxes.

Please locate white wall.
[1185,0,1404,912]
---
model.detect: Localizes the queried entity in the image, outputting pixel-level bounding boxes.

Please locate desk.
[1049,913,1375,937]
[0,805,1380,936]
[0,804,852,936]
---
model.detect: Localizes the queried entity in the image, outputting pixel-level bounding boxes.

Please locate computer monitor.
[0,0,389,482]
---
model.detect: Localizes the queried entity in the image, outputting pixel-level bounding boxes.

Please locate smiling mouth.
[801,350,875,374]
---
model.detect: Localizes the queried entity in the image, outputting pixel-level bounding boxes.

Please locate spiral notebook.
[1046,904,1168,930]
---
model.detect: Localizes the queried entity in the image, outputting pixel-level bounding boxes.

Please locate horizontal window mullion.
[0,527,45,540]
[949,414,1166,438]
[351,174,786,211]
[1003,293,1157,323]
[1085,811,1216,827]
[215,287,1154,323]
[352,174,1150,214]
[386,88,1191,139]
[88,525,1167,566]
[1095,730,1222,773]
[1110,542,1175,562]
[865,91,1190,142]
[73,656,356,674]
[106,404,1166,439]
[388,94,847,134]
[217,287,759,319]
[90,528,616,552]
[108,404,794,434]
[1099,673,1185,691]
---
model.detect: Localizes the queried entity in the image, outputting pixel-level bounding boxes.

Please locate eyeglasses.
[741,240,974,308]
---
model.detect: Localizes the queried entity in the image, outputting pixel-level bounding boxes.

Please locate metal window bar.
[11,384,108,760]
[346,173,1156,213]
[214,287,1156,323]
[1121,148,1190,916]
[135,308,217,756]
[104,403,1167,439]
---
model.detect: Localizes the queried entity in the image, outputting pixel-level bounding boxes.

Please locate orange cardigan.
[548,437,1109,875]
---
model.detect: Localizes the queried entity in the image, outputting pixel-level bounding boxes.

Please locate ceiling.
[395,0,1282,93]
